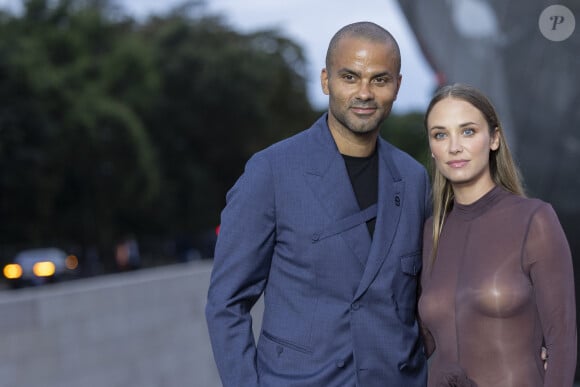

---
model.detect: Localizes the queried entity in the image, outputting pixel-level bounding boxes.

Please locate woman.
[418,83,576,386]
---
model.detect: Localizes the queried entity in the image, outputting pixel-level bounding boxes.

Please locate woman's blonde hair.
[424,83,525,265]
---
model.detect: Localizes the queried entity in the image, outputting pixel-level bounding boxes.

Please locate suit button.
[336,360,345,368]
[351,302,360,311]
[311,233,320,242]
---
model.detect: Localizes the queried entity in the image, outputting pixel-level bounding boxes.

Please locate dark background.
[1,0,578,378]
[399,0,580,378]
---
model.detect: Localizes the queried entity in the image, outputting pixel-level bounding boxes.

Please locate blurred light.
[66,255,79,270]
[3,264,23,279]
[451,0,499,39]
[33,261,56,277]
[215,224,220,235]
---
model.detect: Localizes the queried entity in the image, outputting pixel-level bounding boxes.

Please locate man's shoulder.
[257,115,327,158]
[378,138,427,175]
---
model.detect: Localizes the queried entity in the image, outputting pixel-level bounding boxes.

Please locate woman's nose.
[449,136,463,154]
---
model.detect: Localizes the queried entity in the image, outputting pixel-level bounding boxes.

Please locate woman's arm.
[524,203,576,386]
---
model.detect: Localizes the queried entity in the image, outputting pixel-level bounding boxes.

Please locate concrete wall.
[0,260,259,387]
[3,260,578,387]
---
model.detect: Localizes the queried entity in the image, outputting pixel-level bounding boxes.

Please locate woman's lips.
[447,160,469,168]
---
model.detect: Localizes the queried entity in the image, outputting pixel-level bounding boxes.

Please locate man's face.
[321,36,401,137]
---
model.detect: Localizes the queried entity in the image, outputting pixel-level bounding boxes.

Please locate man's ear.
[394,74,402,101]
[321,68,330,96]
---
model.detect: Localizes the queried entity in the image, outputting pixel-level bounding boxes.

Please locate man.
[205,21,430,386]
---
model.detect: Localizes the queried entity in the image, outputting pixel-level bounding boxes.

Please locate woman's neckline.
[452,185,506,221]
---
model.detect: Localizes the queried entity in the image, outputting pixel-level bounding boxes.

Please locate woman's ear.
[490,127,500,151]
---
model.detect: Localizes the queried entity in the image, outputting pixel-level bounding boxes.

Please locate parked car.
[2,247,79,289]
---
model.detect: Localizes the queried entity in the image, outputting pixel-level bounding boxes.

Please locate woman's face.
[427,97,499,200]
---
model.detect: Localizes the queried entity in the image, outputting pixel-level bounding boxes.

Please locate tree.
[140,9,318,234]
[0,0,319,268]
[0,0,160,269]
[380,112,430,170]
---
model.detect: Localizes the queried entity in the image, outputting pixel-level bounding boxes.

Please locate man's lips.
[447,160,469,168]
[351,106,377,115]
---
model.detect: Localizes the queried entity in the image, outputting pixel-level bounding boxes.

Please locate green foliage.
[0,0,160,256]
[380,112,430,170]
[0,0,318,267]
[0,0,426,269]
[140,14,318,234]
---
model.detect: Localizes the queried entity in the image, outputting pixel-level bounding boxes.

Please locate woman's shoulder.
[500,191,562,228]
[499,190,552,214]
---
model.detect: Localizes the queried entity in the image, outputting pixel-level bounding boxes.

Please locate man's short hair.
[325,21,401,73]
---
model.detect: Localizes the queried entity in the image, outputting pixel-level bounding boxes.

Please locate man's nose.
[356,82,374,100]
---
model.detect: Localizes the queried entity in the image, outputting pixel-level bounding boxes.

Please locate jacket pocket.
[395,252,422,324]
[261,330,313,355]
[257,330,316,384]
[400,252,422,276]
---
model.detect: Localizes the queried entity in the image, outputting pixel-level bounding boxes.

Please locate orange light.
[3,264,23,279]
[65,255,78,270]
[33,261,56,277]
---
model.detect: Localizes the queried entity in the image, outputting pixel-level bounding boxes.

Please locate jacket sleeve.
[422,168,433,220]
[523,203,577,387]
[205,152,276,387]
[419,216,436,358]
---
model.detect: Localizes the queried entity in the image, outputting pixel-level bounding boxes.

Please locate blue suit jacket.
[206,115,431,386]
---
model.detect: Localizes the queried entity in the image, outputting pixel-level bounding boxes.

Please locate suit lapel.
[305,151,360,221]
[304,117,372,265]
[354,140,404,299]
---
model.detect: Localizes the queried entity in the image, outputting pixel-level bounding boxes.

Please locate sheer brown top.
[419,186,576,387]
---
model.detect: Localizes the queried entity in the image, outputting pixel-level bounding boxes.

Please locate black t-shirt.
[342,149,378,237]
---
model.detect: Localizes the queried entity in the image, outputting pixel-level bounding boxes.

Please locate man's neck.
[328,123,378,157]
[337,140,377,157]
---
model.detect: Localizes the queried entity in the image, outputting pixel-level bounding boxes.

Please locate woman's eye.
[433,132,446,140]
[463,128,475,136]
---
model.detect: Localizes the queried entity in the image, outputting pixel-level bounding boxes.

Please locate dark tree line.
[0,0,427,271]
